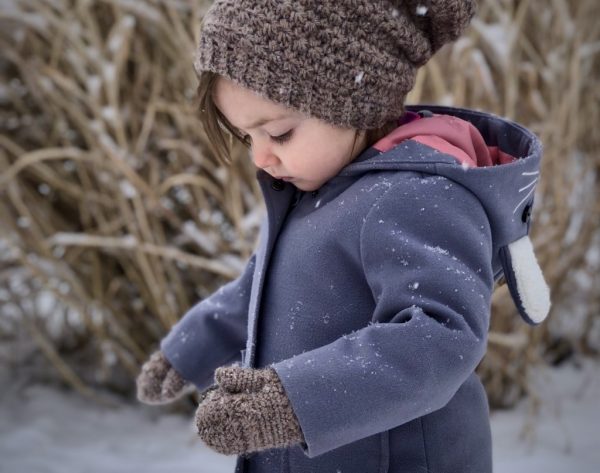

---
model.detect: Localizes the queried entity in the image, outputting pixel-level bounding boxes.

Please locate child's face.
[214,77,367,191]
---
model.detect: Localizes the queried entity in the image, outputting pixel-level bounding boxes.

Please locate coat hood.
[339,105,551,325]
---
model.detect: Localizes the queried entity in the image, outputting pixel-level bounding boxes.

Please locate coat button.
[521,203,532,223]
[271,180,285,191]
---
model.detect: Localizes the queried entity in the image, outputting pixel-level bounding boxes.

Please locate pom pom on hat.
[402,0,478,56]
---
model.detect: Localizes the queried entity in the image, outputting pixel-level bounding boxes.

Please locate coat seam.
[358,174,409,295]
[342,158,455,175]
[420,417,431,472]
[379,431,390,473]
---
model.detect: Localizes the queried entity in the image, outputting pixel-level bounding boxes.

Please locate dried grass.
[0,0,261,396]
[1,0,598,406]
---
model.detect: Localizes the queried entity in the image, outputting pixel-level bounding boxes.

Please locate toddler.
[136,1,551,472]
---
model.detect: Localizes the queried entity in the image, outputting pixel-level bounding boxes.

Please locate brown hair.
[196,71,399,165]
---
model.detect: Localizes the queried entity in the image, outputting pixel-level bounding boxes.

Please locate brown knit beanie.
[194,0,477,129]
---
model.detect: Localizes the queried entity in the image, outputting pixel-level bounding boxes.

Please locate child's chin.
[294,181,318,192]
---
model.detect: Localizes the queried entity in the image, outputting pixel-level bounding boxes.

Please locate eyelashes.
[271,129,294,144]
[240,130,294,145]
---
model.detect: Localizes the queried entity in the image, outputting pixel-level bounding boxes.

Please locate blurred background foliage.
[0,0,598,408]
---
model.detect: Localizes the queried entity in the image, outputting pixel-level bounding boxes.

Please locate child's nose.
[251,142,279,169]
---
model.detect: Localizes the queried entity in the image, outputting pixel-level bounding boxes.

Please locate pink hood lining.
[373,114,516,168]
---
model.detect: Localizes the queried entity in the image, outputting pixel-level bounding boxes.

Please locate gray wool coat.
[161,106,547,473]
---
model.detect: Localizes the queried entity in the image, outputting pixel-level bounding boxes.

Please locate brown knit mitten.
[136,350,191,405]
[195,365,305,455]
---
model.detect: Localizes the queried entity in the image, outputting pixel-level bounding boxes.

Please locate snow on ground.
[491,357,600,472]
[1,359,599,473]
[0,371,236,473]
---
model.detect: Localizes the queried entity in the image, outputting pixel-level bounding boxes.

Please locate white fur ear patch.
[501,236,551,324]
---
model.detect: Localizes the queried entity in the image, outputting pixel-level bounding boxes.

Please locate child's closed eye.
[241,130,294,145]
[270,129,294,145]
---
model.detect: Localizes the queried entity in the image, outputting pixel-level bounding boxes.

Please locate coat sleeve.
[271,175,494,458]
[160,254,255,391]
